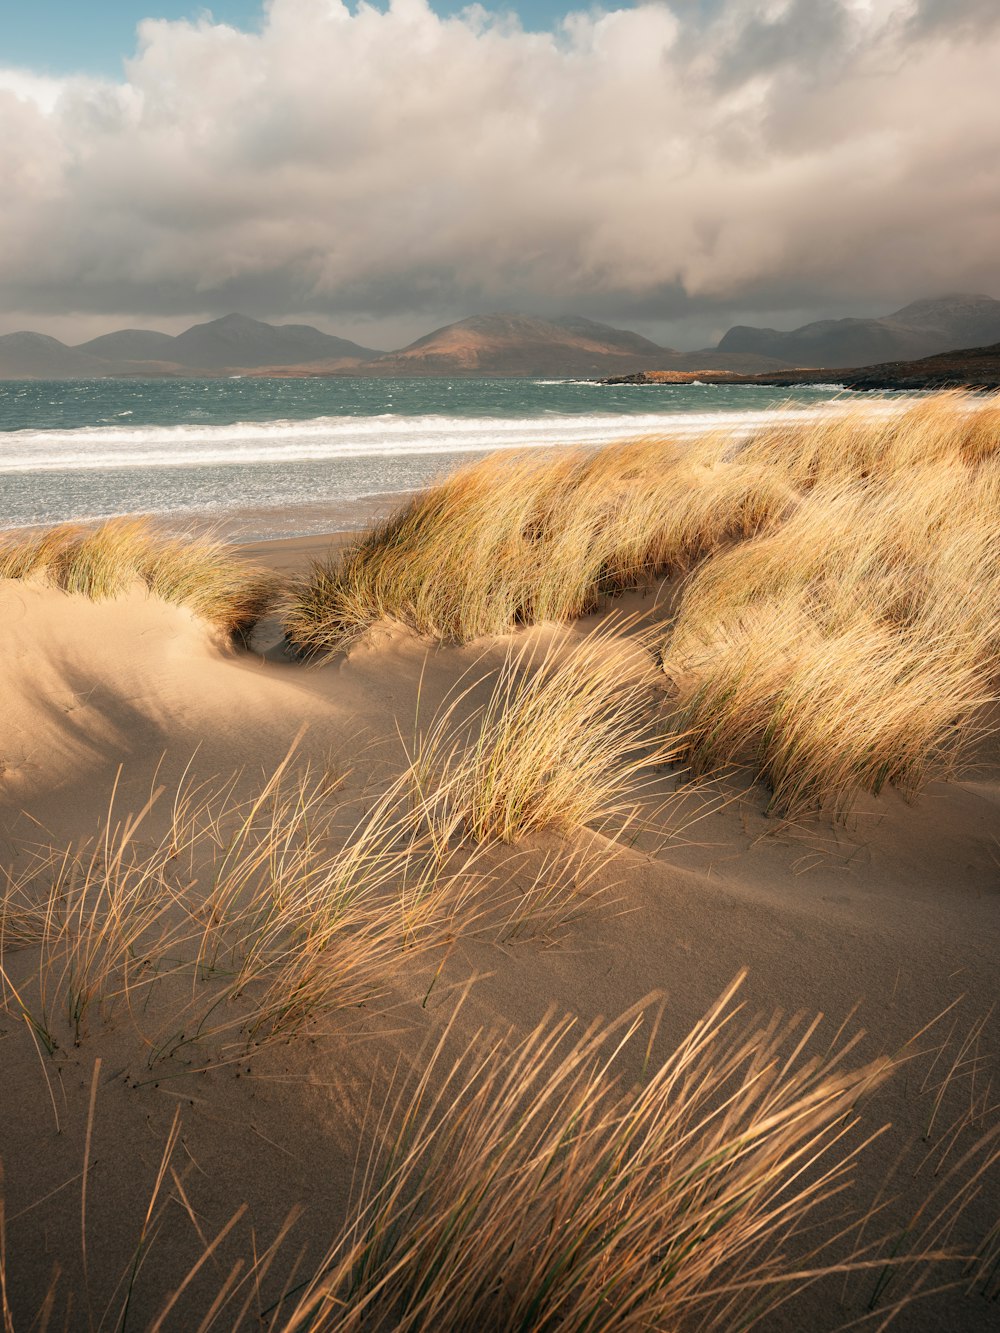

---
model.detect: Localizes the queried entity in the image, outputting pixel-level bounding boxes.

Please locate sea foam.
[0,400,903,474]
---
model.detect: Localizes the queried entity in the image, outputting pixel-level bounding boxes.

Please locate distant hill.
[366,313,674,376]
[5,298,1000,380]
[0,332,111,378]
[0,314,383,378]
[837,339,1000,391]
[167,313,382,369]
[717,294,1000,368]
[80,314,381,370]
[603,340,1000,391]
[77,328,180,361]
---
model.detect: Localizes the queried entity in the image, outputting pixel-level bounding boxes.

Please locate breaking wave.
[0,400,902,474]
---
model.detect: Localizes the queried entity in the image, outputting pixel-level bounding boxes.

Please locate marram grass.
[405,624,671,846]
[7,979,995,1329]
[0,516,278,637]
[286,391,1000,818]
[283,434,795,652]
[664,456,1000,817]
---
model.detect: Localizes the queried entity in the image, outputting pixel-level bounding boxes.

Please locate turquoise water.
[0,375,874,539]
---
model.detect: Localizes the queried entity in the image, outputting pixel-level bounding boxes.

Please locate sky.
[0,2,586,75]
[0,0,998,350]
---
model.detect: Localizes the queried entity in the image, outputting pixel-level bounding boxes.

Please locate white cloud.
[1,0,998,333]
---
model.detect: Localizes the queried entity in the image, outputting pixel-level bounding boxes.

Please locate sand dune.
[1,407,998,1329]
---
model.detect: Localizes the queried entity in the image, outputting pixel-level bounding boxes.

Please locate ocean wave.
[0,401,903,475]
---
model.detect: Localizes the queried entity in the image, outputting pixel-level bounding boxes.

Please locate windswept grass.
[1,629,665,1063]
[0,517,277,637]
[308,979,892,1331]
[406,626,669,846]
[267,980,999,1331]
[286,392,1000,818]
[736,390,1000,486]
[0,756,477,1064]
[284,435,794,653]
[664,457,1000,817]
[2,980,998,1328]
[287,395,998,657]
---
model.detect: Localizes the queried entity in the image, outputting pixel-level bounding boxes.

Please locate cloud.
[0,0,998,335]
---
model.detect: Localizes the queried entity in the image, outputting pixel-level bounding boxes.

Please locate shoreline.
[601,343,1000,392]
[180,487,414,546]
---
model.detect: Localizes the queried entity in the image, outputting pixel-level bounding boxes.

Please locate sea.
[0,376,898,541]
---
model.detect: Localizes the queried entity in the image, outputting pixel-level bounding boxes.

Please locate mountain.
[835,339,1000,391]
[369,313,674,376]
[6,299,999,380]
[77,328,180,360]
[166,313,381,368]
[0,332,111,378]
[604,340,1000,391]
[717,294,1000,368]
[82,313,383,369]
[0,315,383,378]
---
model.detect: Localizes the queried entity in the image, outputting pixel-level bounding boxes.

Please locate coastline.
[601,341,1000,392]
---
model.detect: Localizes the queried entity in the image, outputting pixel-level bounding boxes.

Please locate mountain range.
[2,296,999,379]
[717,295,1000,368]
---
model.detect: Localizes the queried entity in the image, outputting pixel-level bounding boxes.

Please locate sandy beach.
[1,402,998,1330]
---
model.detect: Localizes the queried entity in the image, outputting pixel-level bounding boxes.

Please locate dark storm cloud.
[0,0,997,338]
[909,0,1000,36]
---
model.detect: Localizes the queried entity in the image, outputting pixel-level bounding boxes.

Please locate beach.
[0,376,884,538]
[0,397,998,1329]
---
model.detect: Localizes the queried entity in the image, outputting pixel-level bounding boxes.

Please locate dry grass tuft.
[664,455,1000,817]
[0,517,278,637]
[0,756,473,1064]
[735,390,1000,486]
[284,435,794,654]
[1,630,664,1065]
[284,390,1000,818]
[3,983,996,1329]
[274,980,913,1331]
[406,626,670,845]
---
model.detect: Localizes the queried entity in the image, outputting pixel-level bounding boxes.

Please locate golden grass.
[285,391,1000,818]
[262,981,999,1331]
[282,989,887,1327]
[0,757,474,1065]
[2,973,995,1331]
[0,517,277,637]
[284,435,794,653]
[1,629,665,1064]
[736,391,1000,486]
[2,984,998,1329]
[664,457,1000,816]
[406,626,669,846]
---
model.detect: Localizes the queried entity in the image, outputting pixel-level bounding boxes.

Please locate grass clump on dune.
[407,627,668,846]
[284,435,794,653]
[0,517,277,637]
[7,979,998,1329]
[273,980,997,1332]
[664,456,1000,817]
[1,627,667,1061]
[286,392,1000,659]
[735,390,1000,486]
[0,758,472,1063]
